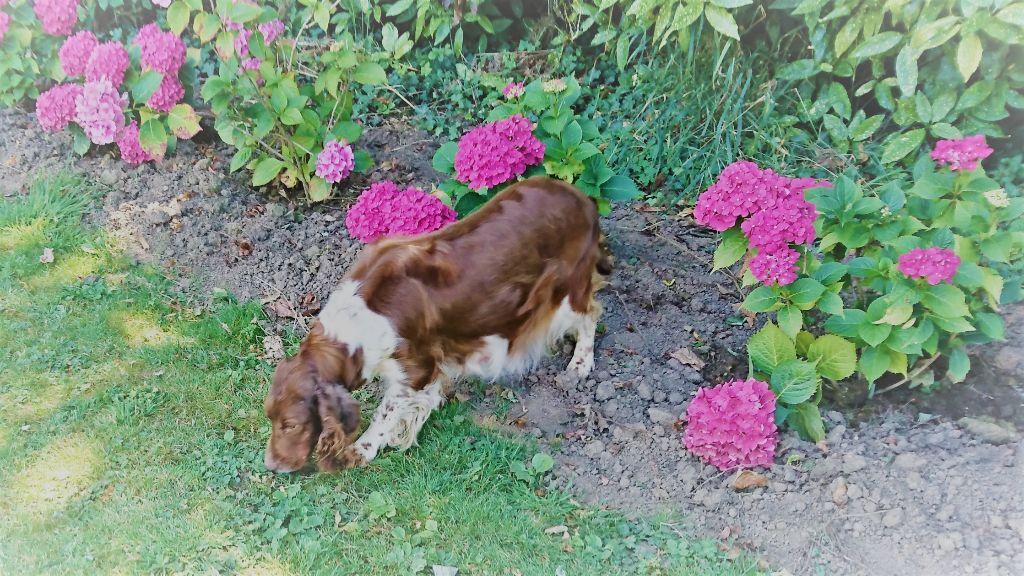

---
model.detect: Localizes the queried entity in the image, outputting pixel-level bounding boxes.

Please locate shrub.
[431,76,642,215]
[701,136,1023,440]
[0,0,65,106]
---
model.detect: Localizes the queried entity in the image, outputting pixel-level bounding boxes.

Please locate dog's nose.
[264,448,297,473]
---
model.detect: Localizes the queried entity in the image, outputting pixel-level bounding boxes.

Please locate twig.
[381,84,418,112]
[875,355,941,395]
[289,0,343,69]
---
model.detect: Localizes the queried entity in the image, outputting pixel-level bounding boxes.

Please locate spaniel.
[263,176,612,473]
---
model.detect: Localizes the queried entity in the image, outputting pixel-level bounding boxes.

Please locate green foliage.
[769,0,1024,166]
[375,0,523,58]
[0,1,61,106]
[431,76,642,216]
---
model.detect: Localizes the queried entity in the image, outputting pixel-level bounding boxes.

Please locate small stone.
[882,508,903,528]
[958,417,1021,445]
[842,454,867,474]
[647,407,677,427]
[668,391,685,404]
[826,424,846,447]
[653,390,667,403]
[595,381,616,402]
[99,169,119,186]
[583,440,606,457]
[846,483,863,500]
[637,382,653,400]
[893,453,927,470]
[937,534,955,552]
[831,477,849,506]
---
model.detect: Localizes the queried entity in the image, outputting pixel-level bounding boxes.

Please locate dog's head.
[263,324,364,473]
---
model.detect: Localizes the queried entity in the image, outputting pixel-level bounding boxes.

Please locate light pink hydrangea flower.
[117,120,154,165]
[146,75,184,112]
[930,135,993,172]
[234,28,251,57]
[454,115,545,190]
[59,30,98,77]
[258,19,285,43]
[34,0,79,36]
[152,0,172,7]
[749,247,800,286]
[683,379,778,471]
[134,23,185,75]
[0,12,11,43]
[75,79,126,145]
[897,247,960,285]
[35,83,83,132]
[85,41,130,86]
[502,82,525,99]
[315,140,355,183]
[345,181,457,244]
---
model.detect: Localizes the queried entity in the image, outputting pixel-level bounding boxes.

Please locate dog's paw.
[339,444,371,469]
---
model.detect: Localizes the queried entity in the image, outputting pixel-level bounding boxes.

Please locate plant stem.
[875,354,941,395]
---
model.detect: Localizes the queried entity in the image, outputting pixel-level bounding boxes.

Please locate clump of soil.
[2,109,1022,576]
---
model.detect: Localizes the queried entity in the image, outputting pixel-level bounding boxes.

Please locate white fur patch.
[318,280,404,383]
[351,379,446,462]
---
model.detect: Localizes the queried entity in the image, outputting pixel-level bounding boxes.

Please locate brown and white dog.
[263,176,612,473]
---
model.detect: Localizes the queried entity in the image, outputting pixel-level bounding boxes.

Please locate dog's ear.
[314,381,361,472]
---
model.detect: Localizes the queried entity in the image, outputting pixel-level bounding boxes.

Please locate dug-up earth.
[2,109,1023,576]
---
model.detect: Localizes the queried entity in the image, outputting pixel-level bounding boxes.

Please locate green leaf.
[788,278,827,310]
[710,0,753,7]
[432,142,459,174]
[602,175,642,202]
[138,119,167,157]
[975,312,1005,340]
[280,108,303,125]
[851,31,903,59]
[229,147,252,173]
[850,114,883,141]
[531,453,554,474]
[996,4,1024,27]
[895,45,918,97]
[166,103,201,139]
[931,315,975,333]
[352,62,387,85]
[777,305,803,338]
[194,12,221,44]
[132,70,164,104]
[561,121,583,148]
[981,234,1013,263]
[957,34,983,82]
[332,121,363,144]
[308,176,332,203]
[712,227,748,271]
[742,286,780,313]
[314,3,330,31]
[385,0,414,17]
[834,17,861,57]
[858,322,892,347]
[615,33,631,70]
[777,59,818,81]
[787,403,826,442]
[947,347,970,383]
[703,5,739,40]
[71,125,91,156]
[817,291,845,316]
[881,128,926,164]
[167,1,191,35]
[771,359,820,404]
[825,309,867,338]
[251,157,286,186]
[807,335,857,380]
[747,322,797,373]
[858,346,890,383]
[795,331,816,356]
[921,283,970,318]
[230,1,263,23]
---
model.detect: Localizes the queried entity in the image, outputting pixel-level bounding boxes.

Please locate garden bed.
[2,108,1022,575]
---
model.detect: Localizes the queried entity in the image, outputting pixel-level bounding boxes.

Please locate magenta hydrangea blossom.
[683,379,778,471]
[315,140,355,183]
[258,19,285,43]
[454,115,545,190]
[0,11,12,44]
[35,83,83,132]
[740,196,817,253]
[693,161,790,232]
[241,57,261,71]
[897,247,960,285]
[34,0,78,36]
[930,135,993,172]
[749,247,800,286]
[234,28,251,57]
[134,23,185,75]
[75,80,126,145]
[146,75,184,112]
[117,120,154,165]
[502,82,525,98]
[85,41,130,86]
[345,181,457,244]
[59,30,98,77]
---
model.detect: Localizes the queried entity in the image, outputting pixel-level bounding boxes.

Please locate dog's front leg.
[341,373,446,468]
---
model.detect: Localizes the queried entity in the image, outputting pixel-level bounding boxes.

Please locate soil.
[3,109,1022,576]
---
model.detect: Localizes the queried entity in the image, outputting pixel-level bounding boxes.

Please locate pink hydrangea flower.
[258,19,285,43]
[85,41,130,86]
[0,12,11,43]
[693,161,789,232]
[740,195,817,253]
[502,82,525,98]
[315,140,355,183]
[75,79,126,145]
[34,0,79,36]
[59,30,98,77]
[454,115,545,190]
[241,57,261,71]
[235,28,251,57]
[930,135,993,172]
[146,75,184,112]
[117,120,154,165]
[152,0,172,7]
[134,23,185,75]
[683,379,778,471]
[897,247,960,285]
[35,83,83,132]
[345,181,458,243]
[749,247,800,286]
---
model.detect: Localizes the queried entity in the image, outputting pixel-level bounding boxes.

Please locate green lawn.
[0,172,761,575]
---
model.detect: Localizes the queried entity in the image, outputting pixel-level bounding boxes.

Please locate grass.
[0,172,763,575]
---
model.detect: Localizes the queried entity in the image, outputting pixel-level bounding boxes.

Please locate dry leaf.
[234,238,253,257]
[269,298,297,319]
[99,484,114,503]
[431,566,458,576]
[263,334,285,361]
[832,477,849,507]
[670,346,706,370]
[545,525,569,537]
[731,470,769,491]
[39,247,54,264]
[245,204,265,217]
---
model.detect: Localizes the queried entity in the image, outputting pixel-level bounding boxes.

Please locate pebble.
[636,382,653,400]
[893,453,927,470]
[595,381,616,401]
[653,390,667,403]
[648,407,677,427]
[842,454,867,474]
[958,417,1021,445]
[583,440,605,457]
[883,508,904,528]
[831,477,849,506]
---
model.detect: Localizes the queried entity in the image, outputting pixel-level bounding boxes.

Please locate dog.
[263,176,612,473]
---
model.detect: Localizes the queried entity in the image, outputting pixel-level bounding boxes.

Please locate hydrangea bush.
[432,76,642,215]
[701,136,1023,441]
[345,181,457,244]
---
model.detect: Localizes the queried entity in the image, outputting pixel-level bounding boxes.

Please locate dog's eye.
[282,422,297,432]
